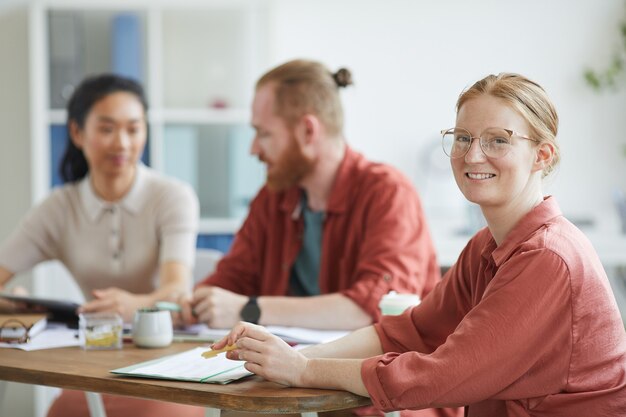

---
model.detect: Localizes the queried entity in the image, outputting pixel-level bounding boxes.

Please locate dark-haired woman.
[0,74,203,417]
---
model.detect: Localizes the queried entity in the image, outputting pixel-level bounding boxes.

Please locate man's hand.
[79,287,150,322]
[214,322,309,387]
[186,286,249,329]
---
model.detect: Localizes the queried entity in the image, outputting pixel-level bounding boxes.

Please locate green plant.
[584,14,626,91]
[583,6,626,159]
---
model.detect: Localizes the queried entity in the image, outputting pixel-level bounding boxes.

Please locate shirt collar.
[279,145,360,217]
[79,163,147,222]
[489,196,562,266]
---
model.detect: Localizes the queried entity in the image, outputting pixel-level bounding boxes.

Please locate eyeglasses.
[441,127,539,159]
[0,318,30,344]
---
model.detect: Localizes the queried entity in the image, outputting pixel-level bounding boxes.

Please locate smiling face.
[71,91,147,181]
[451,94,544,211]
[250,83,315,191]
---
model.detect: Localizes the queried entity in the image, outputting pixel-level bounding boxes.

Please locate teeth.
[467,173,495,180]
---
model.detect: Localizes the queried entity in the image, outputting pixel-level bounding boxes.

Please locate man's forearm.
[258,293,372,330]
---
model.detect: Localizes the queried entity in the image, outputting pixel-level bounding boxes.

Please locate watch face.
[241,298,260,324]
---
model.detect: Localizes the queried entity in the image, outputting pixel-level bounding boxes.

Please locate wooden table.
[0,343,371,417]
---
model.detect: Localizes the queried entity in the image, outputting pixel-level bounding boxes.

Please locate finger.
[80,298,115,313]
[237,335,273,354]
[196,305,212,325]
[191,286,212,305]
[192,296,212,322]
[212,323,248,350]
[236,323,272,342]
[11,286,29,296]
[92,288,114,299]
[244,361,263,376]
[178,298,194,324]
[236,348,266,366]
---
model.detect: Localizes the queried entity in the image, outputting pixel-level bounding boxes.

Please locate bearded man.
[182,59,441,331]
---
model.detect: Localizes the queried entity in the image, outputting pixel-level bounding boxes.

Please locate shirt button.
[111,229,118,236]
[380,400,386,407]
[113,252,120,259]
[383,273,392,282]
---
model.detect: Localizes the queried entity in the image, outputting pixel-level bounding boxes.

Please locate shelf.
[156,108,250,124]
[198,217,243,234]
[48,108,250,125]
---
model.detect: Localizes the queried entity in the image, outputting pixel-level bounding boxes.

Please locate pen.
[201,344,237,359]
[155,301,182,312]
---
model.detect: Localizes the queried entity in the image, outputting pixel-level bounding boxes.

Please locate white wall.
[268,0,626,232]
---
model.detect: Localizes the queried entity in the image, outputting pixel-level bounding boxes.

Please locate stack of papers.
[173,324,349,345]
[266,326,349,344]
[111,347,252,384]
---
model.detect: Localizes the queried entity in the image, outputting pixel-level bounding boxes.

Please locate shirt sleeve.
[157,182,199,269]
[361,248,572,411]
[197,189,268,295]
[0,191,65,273]
[340,179,440,320]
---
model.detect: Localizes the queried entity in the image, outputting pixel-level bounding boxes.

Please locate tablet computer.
[0,294,80,328]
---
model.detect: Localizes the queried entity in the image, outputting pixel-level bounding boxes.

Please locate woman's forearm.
[150,261,192,304]
[302,325,384,359]
[303,358,370,397]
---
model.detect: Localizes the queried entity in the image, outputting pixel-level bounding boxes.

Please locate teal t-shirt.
[289,192,324,296]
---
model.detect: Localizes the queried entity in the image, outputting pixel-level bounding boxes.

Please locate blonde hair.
[256,59,353,137]
[457,73,560,176]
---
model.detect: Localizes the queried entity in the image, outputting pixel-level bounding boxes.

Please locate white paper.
[265,326,350,344]
[0,327,80,351]
[176,324,349,345]
[130,347,249,382]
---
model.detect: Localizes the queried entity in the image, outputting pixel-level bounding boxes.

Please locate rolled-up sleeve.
[361,249,572,411]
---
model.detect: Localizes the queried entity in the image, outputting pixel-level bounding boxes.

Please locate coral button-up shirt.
[362,197,626,416]
[198,146,440,320]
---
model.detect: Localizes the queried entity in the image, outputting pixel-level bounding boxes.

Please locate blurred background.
[0,1,625,415]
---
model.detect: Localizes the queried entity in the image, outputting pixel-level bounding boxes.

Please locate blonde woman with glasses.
[211,73,626,416]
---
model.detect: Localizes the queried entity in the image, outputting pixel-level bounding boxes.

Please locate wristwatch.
[240,296,261,324]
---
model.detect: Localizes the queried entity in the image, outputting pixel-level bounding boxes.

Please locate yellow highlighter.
[201,344,237,359]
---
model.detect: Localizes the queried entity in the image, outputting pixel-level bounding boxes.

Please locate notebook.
[111,347,253,384]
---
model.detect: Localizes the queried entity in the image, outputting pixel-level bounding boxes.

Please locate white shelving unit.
[0,2,267,416]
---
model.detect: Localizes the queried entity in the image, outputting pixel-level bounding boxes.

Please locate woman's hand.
[213,322,309,387]
[79,287,150,322]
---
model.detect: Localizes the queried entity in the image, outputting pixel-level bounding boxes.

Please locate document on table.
[266,326,349,344]
[111,347,252,384]
[0,327,80,351]
[173,324,349,345]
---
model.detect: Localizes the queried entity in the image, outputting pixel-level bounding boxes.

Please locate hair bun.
[333,68,353,88]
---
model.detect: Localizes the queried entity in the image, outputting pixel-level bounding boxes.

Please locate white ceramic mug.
[378,291,421,315]
[132,308,173,348]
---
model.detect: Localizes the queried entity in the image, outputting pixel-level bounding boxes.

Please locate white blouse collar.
[79,163,147,222]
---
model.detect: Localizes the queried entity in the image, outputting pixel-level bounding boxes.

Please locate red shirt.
[199,146,440,320]
[362,197,626,416]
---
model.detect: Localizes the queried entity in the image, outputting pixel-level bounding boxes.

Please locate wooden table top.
[0,342,371,413]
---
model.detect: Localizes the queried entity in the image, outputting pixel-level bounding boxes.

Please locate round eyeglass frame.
[440,127,539,159]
